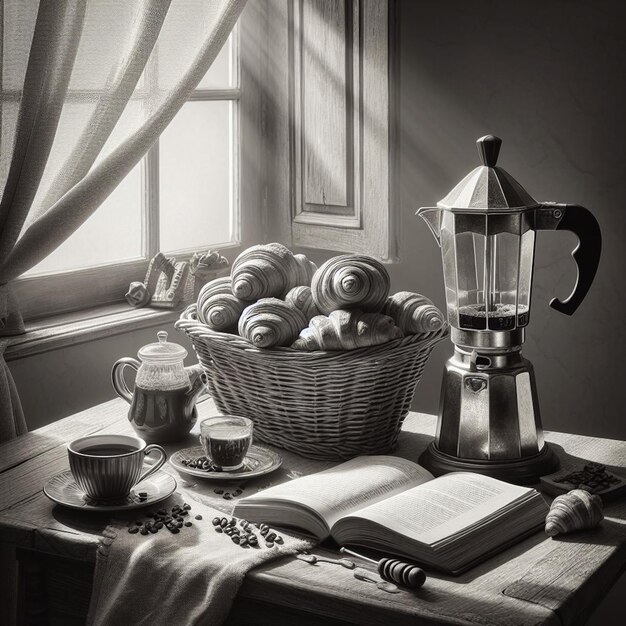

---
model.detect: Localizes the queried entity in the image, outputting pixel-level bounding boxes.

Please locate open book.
[234,456,548,575]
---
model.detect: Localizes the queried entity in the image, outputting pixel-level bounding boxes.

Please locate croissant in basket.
[238,298,308,348]
[383,291,445,335]
[285,286,320,322]
[197,277,246,331]
[311,255,390,315]
[231,243,316,301]
[292,310,403,351]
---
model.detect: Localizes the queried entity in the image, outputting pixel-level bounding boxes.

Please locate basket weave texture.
[176,305,447,460]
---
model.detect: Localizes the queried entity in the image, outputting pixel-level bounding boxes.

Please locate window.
[17,29,240,319]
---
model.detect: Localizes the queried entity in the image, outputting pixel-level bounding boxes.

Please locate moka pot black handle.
[534,202,602,316]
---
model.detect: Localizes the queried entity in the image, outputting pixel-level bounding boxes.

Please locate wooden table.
[1,398,625,626]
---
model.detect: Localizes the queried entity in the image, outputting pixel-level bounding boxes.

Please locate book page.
[240,456,433,528]
[344,472,534,545]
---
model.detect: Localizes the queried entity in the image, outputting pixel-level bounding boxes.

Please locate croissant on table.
[383,291,445,335]
[545,488,604,537]
[292,310,403,351]
[285,286,320,322]
[231,243,317,301]
[311,255,390,315]
[197,277,246,331]
[238,298,308,348]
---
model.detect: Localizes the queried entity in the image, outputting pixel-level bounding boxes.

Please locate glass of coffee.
[199,416,253,471]
[67,434,167,501]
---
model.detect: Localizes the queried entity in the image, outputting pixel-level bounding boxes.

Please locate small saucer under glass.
[170,445,282,481]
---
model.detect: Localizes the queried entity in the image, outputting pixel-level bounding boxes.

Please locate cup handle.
[138,444,167,483]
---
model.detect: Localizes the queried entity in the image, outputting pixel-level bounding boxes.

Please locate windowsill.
[4,303,185,362]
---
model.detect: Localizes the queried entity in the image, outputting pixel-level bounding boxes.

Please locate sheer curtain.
[0,0,247,440]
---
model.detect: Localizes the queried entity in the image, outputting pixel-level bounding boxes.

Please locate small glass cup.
[199,415,253,471]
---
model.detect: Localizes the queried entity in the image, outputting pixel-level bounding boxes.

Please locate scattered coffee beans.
[554,463,622,494]
[181,456,223,473]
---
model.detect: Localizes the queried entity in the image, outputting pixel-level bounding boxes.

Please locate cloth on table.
[87,492,313,626]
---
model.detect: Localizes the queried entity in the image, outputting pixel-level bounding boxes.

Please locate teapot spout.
[416,207,443,247]
[185,365,208,410]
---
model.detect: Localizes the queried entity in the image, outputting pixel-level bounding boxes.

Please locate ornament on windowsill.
[189,250,229,300]
[125,250,229,310]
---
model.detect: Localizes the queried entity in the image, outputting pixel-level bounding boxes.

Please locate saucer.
[170,445,282,480]
[43,471,177,512]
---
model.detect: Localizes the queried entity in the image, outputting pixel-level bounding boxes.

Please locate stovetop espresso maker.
[418,135,602,483]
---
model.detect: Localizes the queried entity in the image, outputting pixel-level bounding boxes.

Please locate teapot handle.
[111,357,140,404]
[535,203,602,316]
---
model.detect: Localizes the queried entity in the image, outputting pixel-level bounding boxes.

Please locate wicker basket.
[176,305,447,460]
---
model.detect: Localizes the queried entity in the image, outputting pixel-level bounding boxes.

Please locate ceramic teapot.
[112,331,208,443]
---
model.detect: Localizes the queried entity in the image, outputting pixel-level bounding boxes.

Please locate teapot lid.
[138,331,187,363]
[437,135,539,212]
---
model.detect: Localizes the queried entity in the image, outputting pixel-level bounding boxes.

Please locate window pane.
[25,163,143,276]
[159,101,233,253]
[196,34,236,89]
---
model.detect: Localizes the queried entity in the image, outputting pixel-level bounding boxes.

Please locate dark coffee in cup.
[199,416,253,471]
[68,434,166,501]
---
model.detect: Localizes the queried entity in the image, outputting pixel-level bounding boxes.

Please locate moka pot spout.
[416,207,443,247]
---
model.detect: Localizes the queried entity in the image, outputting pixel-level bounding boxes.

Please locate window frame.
[15,22,248,323]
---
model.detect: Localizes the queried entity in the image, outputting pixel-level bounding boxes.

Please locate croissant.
[285,286,320,322]
[231,243,316,301]
[197,277,246,330]
[238,298,308,348]
[311,255,390,315]
[383,291,445,334]
[294,253,317,286]
[545,489,604,537]
[292,310,403,351]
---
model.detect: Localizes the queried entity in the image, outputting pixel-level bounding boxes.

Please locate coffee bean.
[228,518,236,526]
[234,489,243,496]
[150,527,158,534]
[220,519,228,528]
[195,515,203,521]
[260,527,269,536]
[232,536,240,544]
[155,522,164,529]
[214,489,224,495]
[128,527,139,534]
[134,520,143,526]
[215,527,223,533]
[183,504,191,510]
[212,517,220,526]
[171,527,180,534]
[265,542,274,548]
[275,536,284,544]
[140,529,149,535]
[185,521,192,527]
[223,494,232,500]
[266,532,276,542]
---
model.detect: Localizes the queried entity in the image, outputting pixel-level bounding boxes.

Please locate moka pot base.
[419,442,559,485]
[419,339,560,485]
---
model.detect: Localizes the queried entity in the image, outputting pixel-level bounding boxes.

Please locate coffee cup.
[199,416,253,471]
[67,434,167,501]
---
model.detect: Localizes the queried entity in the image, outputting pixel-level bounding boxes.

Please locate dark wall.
[393,0,626,439]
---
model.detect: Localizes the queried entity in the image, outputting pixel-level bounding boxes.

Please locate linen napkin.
[87,492,312,626]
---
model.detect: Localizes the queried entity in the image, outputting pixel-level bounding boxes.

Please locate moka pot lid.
[437,135,539,213]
